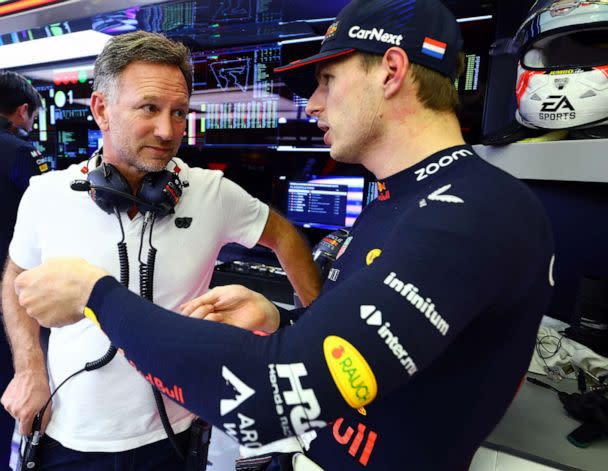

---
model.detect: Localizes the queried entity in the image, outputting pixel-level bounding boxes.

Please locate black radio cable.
[115,207,130,289]
[137,212,185,461]
[138,211,157,302]
[19,209,128,470]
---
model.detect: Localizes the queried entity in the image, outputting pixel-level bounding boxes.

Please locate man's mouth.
[318,122,331,146]
[145,145,173,154]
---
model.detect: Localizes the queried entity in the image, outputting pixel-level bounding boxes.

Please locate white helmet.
[511,0,608,130]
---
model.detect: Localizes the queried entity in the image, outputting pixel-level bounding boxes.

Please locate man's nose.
[305,87,324,117]
[154,112,175,141]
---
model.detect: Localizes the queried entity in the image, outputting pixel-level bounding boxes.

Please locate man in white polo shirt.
[1,31,320,470]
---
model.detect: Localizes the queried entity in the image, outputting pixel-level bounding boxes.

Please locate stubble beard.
[112,129,175,174]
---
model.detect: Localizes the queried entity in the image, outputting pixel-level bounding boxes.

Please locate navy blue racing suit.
[85,145,554,470]
[0,124,49,265]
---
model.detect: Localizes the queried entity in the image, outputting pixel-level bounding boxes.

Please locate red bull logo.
[323,21,339,43]
[129,360,186,405]
[377,182,391,201]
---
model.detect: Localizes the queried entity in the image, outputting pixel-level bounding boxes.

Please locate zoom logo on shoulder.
[414,148,473,182]
[175,217,193,228]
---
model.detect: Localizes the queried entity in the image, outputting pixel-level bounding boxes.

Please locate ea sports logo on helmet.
[540,95,575,113]
[538,94,577,123]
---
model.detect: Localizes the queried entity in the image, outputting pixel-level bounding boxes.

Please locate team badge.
[323,336,377,411]
[366,249,382,266]
[323,21,339,43]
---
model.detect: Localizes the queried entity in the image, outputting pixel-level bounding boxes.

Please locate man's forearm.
[258,210,322,306]
[2,259,45,372]
[274,232,321,306]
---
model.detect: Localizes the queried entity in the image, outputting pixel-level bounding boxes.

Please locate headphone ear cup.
[137,170,183,217]
[87,163,134,214]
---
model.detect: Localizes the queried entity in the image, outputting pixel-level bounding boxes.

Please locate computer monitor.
[21,63,97,165]
[282,175,365,231]
[457,17,495,143]
[87,129,103,154]
[182,14,495,149]
[366,181,380,206]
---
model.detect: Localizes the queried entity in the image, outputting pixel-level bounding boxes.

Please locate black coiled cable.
[84,346,118,372]
[115,207,130,289]
[138,212,184,461]
[19,208,128,470]
[118,242,129,288]
[144,246,157,301]
[138,212,155,301]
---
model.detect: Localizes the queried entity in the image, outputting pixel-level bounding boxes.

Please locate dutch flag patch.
[421,37,447,60]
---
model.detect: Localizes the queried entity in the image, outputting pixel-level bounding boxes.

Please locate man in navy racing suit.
[15,0,555,469]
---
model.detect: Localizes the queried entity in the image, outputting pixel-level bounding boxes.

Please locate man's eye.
[174,110,187,119]
[142,104,157,113]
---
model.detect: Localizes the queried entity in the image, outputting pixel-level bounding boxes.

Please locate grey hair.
[93,31,193,101]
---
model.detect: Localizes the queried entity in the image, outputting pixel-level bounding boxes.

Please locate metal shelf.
[473,139,608,183]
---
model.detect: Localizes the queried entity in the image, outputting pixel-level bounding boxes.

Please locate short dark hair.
[0,70,43,116]
[93,31,193,100]
[359,52,465,114]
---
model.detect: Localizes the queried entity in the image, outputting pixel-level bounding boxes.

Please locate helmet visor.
[492,0,608,56]
[522,29,608,69]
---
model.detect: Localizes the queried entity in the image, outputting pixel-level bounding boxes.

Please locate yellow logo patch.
[549,69,575,75]
[84,307,101,329]
[323,336,377,409]
[366,249,382,266]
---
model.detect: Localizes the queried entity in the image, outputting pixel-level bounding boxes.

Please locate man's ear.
[90,91,110,131]
[382,48,410,99]
[16,103,30,122]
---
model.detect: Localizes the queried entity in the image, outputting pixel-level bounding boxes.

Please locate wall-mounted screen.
[280,175,365,230]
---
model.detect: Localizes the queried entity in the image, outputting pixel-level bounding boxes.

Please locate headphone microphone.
[69,180,92,192]
[70,179,158,210]
[73,158,183,218]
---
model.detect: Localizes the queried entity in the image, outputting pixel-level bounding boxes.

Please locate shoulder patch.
[323,336,377,411]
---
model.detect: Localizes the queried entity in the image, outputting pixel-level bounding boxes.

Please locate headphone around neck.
[81,150,183,218]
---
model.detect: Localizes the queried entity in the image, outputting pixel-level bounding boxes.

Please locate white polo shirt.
[9,158,269,452]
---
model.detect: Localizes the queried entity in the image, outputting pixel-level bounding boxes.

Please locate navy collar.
[376,145,476,201]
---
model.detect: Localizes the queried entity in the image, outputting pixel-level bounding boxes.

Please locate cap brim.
[274,48,356,99]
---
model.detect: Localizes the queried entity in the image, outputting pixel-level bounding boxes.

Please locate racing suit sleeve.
[10,145,44,192]
[85,224,528,447]
[277,306,306,327]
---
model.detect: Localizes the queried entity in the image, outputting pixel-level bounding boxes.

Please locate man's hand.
[1,369,51,435]
[15,257,109,328]
[179,285,280,334]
